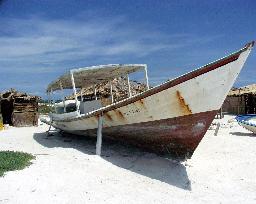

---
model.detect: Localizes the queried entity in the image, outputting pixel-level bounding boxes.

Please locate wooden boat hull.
[69,110,217,159]
[44,42,254,159]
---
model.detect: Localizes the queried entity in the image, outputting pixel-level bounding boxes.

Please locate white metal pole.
[59,81,66,113]
[49,90,52,106]
[110,81,114,103]
[51,89,57,113]
[80,88,83,102]
[70,70,79,112]
[47,91,50,104]
[127,74,132,97]
[47,91,51,112]
[93,85,97,100]
[144,65,149,90]
[96,115,103,156]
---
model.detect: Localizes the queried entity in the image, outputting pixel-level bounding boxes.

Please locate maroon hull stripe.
[73,110,218,159]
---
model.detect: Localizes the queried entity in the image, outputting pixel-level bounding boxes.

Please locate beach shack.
[0,89,39,127]
[222,84,256,114]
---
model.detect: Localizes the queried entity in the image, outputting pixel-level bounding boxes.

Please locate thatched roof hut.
[228,84,256,96]
[0,89,40,126]
[222,84,256,114]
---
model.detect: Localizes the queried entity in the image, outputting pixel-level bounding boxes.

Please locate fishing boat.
[235,114,256,134]
[41,41,254,159]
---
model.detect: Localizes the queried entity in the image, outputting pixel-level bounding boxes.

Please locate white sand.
[0,115,256,204]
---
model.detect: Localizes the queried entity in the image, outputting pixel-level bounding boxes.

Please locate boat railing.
[49,111,80,121]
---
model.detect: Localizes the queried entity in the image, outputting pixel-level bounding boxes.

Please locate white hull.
[52,45,252,132]
[41,42,254,158]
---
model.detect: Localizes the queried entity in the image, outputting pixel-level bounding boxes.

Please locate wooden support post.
[96,115,103,156]
[127,74,132,97]
[144,65,149,90]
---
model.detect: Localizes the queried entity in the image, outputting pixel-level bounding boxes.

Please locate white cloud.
[0,14,226,97]
[0,15,190,74]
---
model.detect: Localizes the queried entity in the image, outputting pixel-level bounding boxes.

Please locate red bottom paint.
[73,110,218,159]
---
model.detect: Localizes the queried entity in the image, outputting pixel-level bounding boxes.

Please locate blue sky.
[0,0,255,99]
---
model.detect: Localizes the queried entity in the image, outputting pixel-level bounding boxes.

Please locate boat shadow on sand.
[33,131,191,190]
[230,132,256,137]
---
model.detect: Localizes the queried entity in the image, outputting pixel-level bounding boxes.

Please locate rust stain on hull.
[138,99,145,106]
[134,99,146,109]
[176,90,192,115]
[112,109,125,121]
[104,112,113,121]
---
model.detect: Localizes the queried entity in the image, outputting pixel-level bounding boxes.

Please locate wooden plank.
[12,112,39,127]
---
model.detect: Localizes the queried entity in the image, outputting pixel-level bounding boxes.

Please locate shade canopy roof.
[47,64,146,92]
[228,84,256,96]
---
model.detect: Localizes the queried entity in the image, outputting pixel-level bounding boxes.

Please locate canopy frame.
[46,64,150,114]
[46,64,148,92]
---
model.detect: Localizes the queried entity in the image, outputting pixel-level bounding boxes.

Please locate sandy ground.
[0,115,256,204]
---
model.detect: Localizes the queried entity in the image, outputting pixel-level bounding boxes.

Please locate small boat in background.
[235,114,256,134]
[41,41,254,159]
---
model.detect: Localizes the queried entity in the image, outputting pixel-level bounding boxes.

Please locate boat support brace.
[46,119,54,137]
[96,114,103,156]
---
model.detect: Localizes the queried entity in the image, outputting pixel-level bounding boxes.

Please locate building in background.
[0,89,39,127]
[222,84,256,115]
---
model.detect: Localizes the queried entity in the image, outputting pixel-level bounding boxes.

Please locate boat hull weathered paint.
[70,110,218,159]
[44,42,254,159]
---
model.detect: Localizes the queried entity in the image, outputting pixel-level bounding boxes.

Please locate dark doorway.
[0,99,14,124]
[245,94,256,114]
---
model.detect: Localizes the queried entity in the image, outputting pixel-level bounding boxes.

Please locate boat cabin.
[47,64,149,121]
